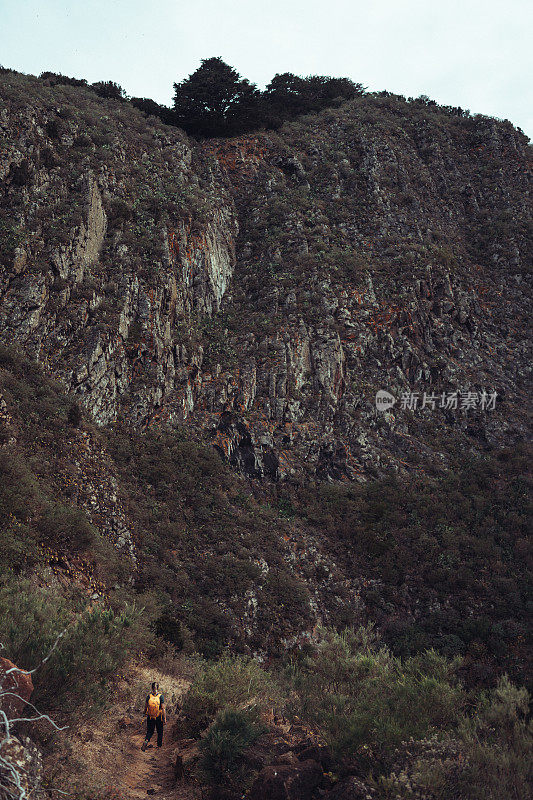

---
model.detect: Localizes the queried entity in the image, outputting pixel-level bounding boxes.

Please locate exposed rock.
[0,736,42,800]
[0,73,531,485]
[0,658,33,719]
[249,758,323,800]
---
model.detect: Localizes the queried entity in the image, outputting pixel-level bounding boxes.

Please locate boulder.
[0,736,42,800]
[296,744,334,771]
[0,658,34,719]
[249,758,323,800]
[325,776,376,800]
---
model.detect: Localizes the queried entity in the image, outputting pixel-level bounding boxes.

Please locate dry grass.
[44,660,195,799]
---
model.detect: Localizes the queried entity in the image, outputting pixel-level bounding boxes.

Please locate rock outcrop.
[0,659,41,800]
[0,658,33,719]
[0,73,531,481]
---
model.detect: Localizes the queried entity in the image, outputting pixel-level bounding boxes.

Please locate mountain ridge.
[0,69,531,800]
[0,70,531,483]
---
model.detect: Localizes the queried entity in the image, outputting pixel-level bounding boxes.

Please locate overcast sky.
[1,0,532,137]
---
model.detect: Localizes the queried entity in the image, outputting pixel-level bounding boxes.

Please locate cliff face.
[0,75,238,429]
[0,73,531,682]
[0,73,531,482]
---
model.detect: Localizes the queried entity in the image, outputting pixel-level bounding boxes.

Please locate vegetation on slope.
[284,445,532,692]
[33,57,365,138]
[0,346,530,697]
[8,56,514,142]
[0,343,530,798]
[0,60,531,797]
[182,627,532,799]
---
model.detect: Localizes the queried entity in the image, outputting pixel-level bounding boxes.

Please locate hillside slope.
[0,68,531,672]
[1,72,531,482]
[0,70,531,800]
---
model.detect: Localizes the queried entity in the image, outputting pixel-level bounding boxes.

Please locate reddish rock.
[249,758,323,800]
[0,657,34,718]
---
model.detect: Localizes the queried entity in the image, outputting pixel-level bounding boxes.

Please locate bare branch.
[0,632,70,799]
[2,628,68,678]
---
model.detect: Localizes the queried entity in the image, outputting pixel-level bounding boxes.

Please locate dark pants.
[145,715,164,747]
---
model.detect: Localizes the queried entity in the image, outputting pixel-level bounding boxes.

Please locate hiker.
[141,681,166,750]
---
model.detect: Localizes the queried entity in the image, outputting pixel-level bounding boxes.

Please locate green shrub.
[9,158,32,186]
[0,219,24,266]
[0,450,41,522]
[67,401,83,427]
[383,676,533,800]
[292,626,463,767]
[0,521,41,573]
[155,610,184,649]
[290,447,531,690]
[0,577,68,670]
[199,708,264,787]
[0,575,148,715]
[448,676,532,800]
[36,503,97,552]
[182,654,276,735]
[106,424,311,655]
[38,603,145,712]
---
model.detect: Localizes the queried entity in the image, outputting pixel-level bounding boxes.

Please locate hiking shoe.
[141,741,147,751]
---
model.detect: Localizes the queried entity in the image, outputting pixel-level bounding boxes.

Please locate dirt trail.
[116,722,194,799]
[49,665,201,799]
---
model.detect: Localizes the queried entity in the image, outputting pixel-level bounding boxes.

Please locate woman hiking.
[141,681,167,750]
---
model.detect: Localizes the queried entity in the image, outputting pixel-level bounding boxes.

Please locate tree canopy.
[172,58,364,137]
[262,72,363,126]
[39,59,365,138]
[173,57,260,137]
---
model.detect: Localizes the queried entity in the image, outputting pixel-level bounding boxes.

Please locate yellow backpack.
[147,693,161,719]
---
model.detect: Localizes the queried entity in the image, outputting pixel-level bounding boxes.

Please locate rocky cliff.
[1,72,531,484]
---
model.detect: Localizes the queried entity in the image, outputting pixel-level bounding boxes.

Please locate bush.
[383,676,533,800]
[9,158,31,186]
[199,708,264,788]
[39,603,145,712]
[182,654,276,736]
[0,576,148,715]
[45,118,63,139]
[106,197,134,225]
[0,450,41,522]
[0,219,24,266]
[448,676,532,800]
[292,626,463,767]
[67,401,83,427]
[90,81,126,101]
[36,503,97,553]
[292,447,532,690]
[155,610,184,649]
[39,71,88,88]
[39,145,58,169]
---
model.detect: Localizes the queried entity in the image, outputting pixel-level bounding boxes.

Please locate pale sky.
[1,0,532,137]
